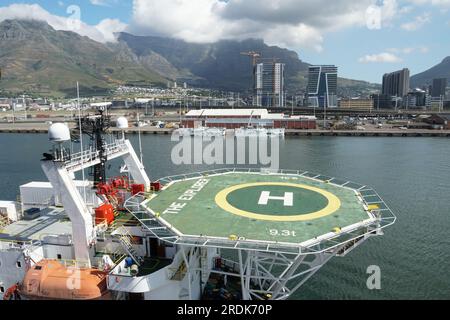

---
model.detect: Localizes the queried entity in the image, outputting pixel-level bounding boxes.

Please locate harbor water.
[0,133,449,299]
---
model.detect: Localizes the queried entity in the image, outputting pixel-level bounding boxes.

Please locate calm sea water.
[0,133,449,300]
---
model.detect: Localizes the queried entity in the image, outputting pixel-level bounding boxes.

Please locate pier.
[284,129,450,138]
[1,123,449,137]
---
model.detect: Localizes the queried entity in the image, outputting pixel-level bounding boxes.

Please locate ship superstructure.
[0,111,396,300]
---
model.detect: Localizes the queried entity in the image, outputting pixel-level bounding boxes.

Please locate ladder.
[200,249,209,284]
[113,228,144,266]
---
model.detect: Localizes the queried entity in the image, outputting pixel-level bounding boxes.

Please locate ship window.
[57,254,62,260]
[16,261,22,268]
[0,287,5,293]
[131,237,144,245]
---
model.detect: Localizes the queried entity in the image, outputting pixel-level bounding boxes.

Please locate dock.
[284,129,450,138]
[1,123,450,137]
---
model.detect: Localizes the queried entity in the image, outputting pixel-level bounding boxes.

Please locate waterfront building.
[405,89,427,109]
[338,98,374,111]
[254,62,285,107]
[371,94,395,109]
[424,114,450,129]
[431,78,447,98]
[307,65,338,108]
[182,109,316,129]
[382,68,410,98]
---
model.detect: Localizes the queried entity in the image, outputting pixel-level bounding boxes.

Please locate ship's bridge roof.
[0,207,71,244]
[137,170,393,251]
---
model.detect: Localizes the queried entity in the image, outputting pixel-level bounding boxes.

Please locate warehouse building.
[182,109,316,130]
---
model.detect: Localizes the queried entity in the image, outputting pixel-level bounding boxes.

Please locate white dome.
[48,123,71,142]
[116,117,129,129]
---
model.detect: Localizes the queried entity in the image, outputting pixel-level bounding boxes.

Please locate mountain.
[117,33,380,96]
[0,19,166,97]
[410,57,450,88]
[0,19,380,98]
[117,33,310,93]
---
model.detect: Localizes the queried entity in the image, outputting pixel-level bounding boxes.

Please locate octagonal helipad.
[144,172,375,245]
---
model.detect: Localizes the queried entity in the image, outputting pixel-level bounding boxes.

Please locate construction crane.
[240,51,261,66]
[241,52,281,66]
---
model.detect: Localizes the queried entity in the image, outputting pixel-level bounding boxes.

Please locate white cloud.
[128,0,400,52]
[90,0,119,7]
[401,12,431,30]
[399,6,414,14]
[3,0,439,53]
[386,46,429,54]
[359,52,403,63]
[0,3,126,43]
[406,0,450,8]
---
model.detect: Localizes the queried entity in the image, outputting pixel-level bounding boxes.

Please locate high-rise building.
[254,62,285,107]
[431,78,447,98]
[382,68,410,97]
[405,88,427,109]
[307,65,338,108]
[371,94,395,109]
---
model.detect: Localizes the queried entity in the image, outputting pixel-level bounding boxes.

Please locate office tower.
[382,68,410,97]
[254,62,285,107]
[431,78,447,98]
[307,65,338,108]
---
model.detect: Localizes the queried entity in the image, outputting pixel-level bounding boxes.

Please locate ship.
[0,109,396,301]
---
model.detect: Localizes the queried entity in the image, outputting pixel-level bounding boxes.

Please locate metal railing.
[112,226,144,266]
[125,168,396,256]
[63,140,128,172]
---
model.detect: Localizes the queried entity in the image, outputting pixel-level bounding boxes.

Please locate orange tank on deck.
[95,203,115,225]
[18,260,111,300]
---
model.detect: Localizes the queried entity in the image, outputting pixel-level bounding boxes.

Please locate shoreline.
[0,124,449,138]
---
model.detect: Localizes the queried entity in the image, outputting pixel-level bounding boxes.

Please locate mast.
[76,107,111,186]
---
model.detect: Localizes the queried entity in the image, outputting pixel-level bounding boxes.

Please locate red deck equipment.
[151,182,162,192]
[131,184,145,196]
[95,204,115,225]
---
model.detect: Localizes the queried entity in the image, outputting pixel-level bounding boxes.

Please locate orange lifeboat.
[18,260,111,300]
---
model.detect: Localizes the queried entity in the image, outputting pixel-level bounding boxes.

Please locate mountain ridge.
[410,57,450,88]
[0,19,166,97]
[0,19,381,98]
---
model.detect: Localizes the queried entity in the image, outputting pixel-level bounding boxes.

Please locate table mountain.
[0,19,166,97]
[0,19,380,98]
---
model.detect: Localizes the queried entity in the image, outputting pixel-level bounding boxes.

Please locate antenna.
[77,82,87,202]
[137,109,144,166]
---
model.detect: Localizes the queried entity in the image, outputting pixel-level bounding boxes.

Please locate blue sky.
[0,0,449,83]
[0,0,133,24]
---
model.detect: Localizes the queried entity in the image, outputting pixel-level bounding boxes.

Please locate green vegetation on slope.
[0,19,166,98]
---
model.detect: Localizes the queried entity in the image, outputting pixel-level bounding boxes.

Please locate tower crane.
[240,51,261,66]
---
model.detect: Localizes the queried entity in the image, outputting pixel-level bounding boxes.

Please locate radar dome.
[48,123,71,142]
[116,117,129,129]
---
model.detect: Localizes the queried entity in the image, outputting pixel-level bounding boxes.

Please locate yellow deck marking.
[215,182,341,222]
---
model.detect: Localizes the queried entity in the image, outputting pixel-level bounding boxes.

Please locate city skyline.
[0,0,448,83]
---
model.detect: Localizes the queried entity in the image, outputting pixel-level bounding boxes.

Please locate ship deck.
[0,207,71,243]
[144,172,374,245]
